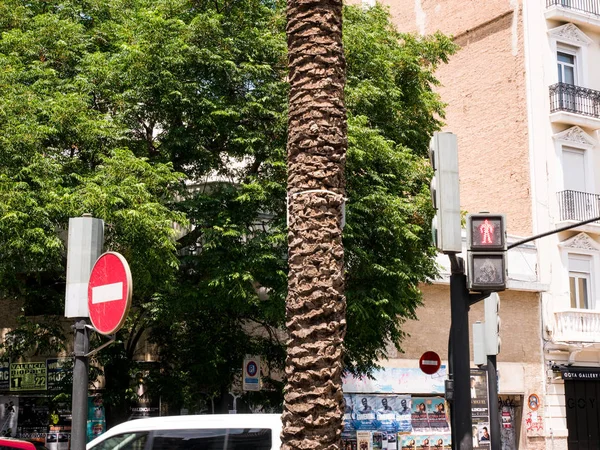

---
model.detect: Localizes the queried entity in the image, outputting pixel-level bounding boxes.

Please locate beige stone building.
[347,0,600,449]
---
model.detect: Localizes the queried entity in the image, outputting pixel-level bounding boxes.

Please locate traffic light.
[484,293,501,355]
[472,321,486,365]
[466,213,507,292]
[429,132,461,254]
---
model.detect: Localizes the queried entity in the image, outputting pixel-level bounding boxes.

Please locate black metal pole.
[71,319,89,450]
[449,256,473,450]
[487,355,500,450]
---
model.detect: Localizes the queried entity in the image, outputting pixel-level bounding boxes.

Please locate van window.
[91,432,148,450]
[151,428,272,450]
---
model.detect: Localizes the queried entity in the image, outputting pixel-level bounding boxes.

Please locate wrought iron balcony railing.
[549,83,600,118]
[546,0,600,16]
[557,190,600,223]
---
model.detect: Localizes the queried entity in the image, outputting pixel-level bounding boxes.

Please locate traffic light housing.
[467,213,507,292]
[429,132,461,254]
[484,293,501,355]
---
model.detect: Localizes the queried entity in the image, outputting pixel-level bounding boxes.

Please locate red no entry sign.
[87,252,132,335]
[419,351,441,375]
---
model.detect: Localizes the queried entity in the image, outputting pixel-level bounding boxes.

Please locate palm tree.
[282,0,347,448]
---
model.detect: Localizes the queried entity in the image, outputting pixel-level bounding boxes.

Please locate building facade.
[362,0,600,449]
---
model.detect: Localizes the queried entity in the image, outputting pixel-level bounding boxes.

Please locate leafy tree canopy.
[0,0,455,416]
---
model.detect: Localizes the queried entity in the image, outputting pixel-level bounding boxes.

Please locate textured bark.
[282,0,347,449]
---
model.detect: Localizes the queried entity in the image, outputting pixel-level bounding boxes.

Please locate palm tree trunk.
[282,0,347,448]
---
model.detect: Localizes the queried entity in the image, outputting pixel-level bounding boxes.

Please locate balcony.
[549,83,600,129]
[554,309,600,342]
[545,0,600,29]
[557,190,600,232]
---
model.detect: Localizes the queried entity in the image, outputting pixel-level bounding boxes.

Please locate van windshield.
[151,428,272,450]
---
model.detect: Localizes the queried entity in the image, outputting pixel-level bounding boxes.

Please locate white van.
[86,414,282,450]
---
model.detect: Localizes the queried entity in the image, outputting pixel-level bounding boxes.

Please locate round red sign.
[87,252,132,335]
[419,351,441,375]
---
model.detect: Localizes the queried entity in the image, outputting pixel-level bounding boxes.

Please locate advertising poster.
[357,430,373,450]
[86,395,106,442]
[410,398,430,432]
[45,431,70,450]
[430,435,450,449]
[353,396,378,431]
[16,397,48,442]
[10,362,47,392]
[401,435,417,450]
[342,438,358,450]
[470,369,490,449]
[343,395,356,438]
[47,402,72,450]
[415,435,432,449]
[0,396,19,437]
[397,396,412,433]
[343,394,413,433]
[46,358,70,392]
[0,361,9,391]
[426,398,449,431]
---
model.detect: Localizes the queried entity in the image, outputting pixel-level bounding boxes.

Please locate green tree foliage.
[0,0,455,417]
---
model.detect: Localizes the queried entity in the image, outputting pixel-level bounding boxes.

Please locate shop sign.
[560,367,600,381]
[46,358,69,391]
[10,362,47,391]
[0,360,9,391]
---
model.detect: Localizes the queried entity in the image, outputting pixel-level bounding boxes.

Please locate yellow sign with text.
[10,362,47,391]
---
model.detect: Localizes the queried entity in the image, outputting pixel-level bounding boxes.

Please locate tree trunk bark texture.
[282,0,347,449]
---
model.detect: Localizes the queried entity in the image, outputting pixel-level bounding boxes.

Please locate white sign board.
[243,356,261,391]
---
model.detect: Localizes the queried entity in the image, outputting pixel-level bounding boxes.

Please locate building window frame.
[552,126,597,201]
[548,23,592,88]
[559,233,600,311]
[568,253,592,309]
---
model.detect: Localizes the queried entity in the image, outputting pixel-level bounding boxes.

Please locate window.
[151,428,273,450]
[557,51,576,85]
[569,254,592,309]
[90,433,148,450]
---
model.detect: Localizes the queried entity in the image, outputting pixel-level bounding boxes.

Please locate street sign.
[87,252,132,335]
[419,351,441,375]
[243,355,261,391]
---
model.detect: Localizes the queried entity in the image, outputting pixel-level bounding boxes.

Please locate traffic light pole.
[448,254,490,450]
[486,354,500,450]
[449,255,472,450]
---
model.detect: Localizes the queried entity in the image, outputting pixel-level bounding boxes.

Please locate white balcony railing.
[554,309,600,342]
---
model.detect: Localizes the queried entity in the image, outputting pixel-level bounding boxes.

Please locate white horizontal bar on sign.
[422,360,438,365]
[92,282,123,304]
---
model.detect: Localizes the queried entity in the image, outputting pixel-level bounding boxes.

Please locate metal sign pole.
[72,320,90,450]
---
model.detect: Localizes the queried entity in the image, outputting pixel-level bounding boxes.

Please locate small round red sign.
[87,252,132,335]
[419,351,441,375]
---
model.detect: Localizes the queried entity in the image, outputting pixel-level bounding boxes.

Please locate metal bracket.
[84,325,115,357]
[469,292,490,306]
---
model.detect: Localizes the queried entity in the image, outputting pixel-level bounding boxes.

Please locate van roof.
[87,414,282,449]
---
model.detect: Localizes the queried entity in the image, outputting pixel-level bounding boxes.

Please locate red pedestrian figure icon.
[479,219,494,244]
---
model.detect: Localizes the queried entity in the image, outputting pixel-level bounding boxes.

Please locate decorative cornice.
[561,233,600,251]
[548,23,593,46]
[553,126,597,147]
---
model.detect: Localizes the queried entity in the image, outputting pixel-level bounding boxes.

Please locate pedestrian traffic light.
[429,132,461,254]
[484,293,501,355]
[467,213,507,291]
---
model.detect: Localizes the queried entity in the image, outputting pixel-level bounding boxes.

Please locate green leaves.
[0,0,455,412]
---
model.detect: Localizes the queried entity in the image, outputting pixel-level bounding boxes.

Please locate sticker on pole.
[419,351,441,375]
[87,252,132,335]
